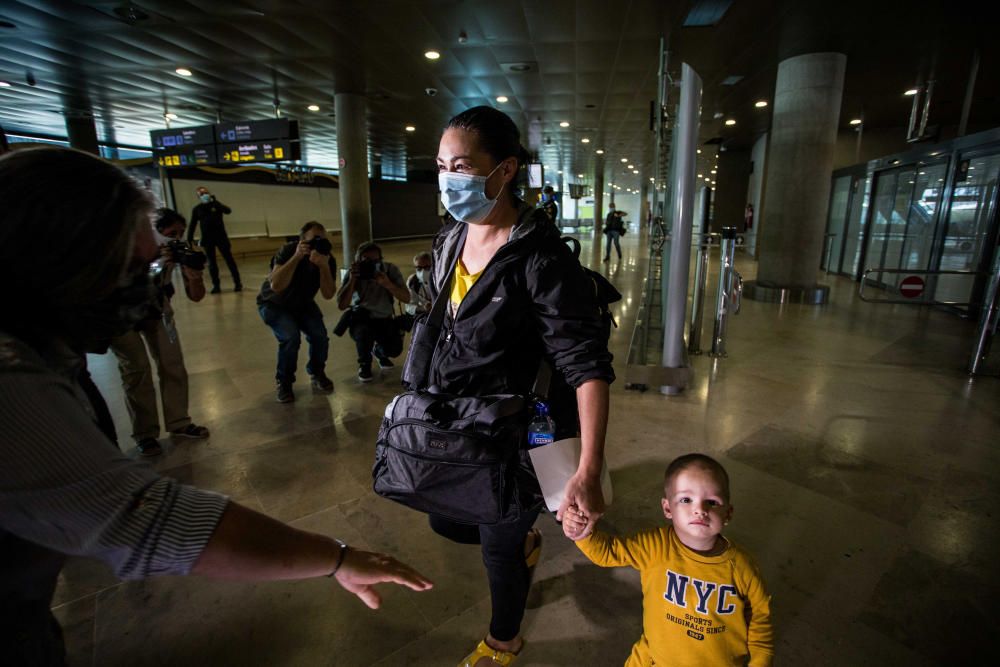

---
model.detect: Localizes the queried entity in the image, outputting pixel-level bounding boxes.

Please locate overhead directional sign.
[899,275,925,299]
[215,119,298,143]
[150,125,214,150]
[150,119,300,167]
[218,139,299,163]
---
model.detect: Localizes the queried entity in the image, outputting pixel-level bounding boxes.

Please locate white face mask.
[415,269,430,284]
[438,163,503,224]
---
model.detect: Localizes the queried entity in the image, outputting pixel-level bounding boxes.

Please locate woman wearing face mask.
[425,106,614,666]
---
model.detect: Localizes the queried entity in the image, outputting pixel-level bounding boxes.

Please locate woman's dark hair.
[0,147,152,338]
[155,207,186,231]
[300,220,324,237]
[445,106,529,206]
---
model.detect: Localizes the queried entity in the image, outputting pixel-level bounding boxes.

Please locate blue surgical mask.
[199,193,212,203]
[438,163,503,224]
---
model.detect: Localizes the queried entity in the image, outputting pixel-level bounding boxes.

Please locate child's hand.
[562,504,591,540]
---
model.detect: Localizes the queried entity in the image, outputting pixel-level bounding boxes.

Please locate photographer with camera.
[257,221,337,403]
[109,208,211,457]
[189,185,242,294]
[405,251,434,317]
[336,242,410,382]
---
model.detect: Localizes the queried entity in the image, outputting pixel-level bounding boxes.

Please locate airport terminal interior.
[2,1,999,666]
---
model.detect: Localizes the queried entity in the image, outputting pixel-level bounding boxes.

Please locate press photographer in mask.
[257,221,337,403]
[335,242,410,382]
[109,208,211,457]
[0,148,432,665]
[189,185,242,294]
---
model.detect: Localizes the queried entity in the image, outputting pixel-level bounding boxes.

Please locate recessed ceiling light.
[577,174,583,178]
[496,95,508,103]
[696,149,701,153]
[725,119,736,126]
[424,50,441,60]
[308,104,320,112]
[698,173,703,178]
[904,88,919,96]
[175,67,193,77]
[595,149,604,154]
[559,121,570,127]
[405,125,415,132]
[620,158,628,163]
[581,138,590,143]
[557,170,562,174]
[632,170,639,174]
[711,169,717,174]
[627,164,634,169]
[849,118,862,125]
[754,100,768,108]
[165,113,178,120]
[0,81,11,87]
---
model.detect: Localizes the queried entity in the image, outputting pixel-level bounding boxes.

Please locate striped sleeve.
[0,369,228,579]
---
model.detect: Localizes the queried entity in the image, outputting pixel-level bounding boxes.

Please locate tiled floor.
[58,228,999,666]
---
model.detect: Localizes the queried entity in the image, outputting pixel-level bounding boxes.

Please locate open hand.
[333,547,434,610]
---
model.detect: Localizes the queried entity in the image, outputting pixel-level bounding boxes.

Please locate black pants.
[348,315,402,367]
[203,239,241,289]
[429,510,540,641]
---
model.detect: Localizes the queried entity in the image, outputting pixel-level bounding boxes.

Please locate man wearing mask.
[257,221,337,403]
[539,185,559,225]
[336,242,410,382]
[0,147,432,665]
[405,251,433,317]
[188,185,242,294]
[110,208,211,457]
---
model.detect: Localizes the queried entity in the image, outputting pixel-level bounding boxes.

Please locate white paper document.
[528,437,613,512]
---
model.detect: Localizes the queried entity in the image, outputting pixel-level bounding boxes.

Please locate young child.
[564,453,773,666]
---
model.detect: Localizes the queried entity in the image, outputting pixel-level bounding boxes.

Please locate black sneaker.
[358,365,373,383]
[210,285,221,294]
[276,382,295,403]
[376,355,395,370]
[311,372,334,392]
[136,437,162,457]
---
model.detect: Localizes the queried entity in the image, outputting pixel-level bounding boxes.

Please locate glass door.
[823,176,851,271]
[899,163,948,275]
[841,174,872,277]
[934,151,1000,311]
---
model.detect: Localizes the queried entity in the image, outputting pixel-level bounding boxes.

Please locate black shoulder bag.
[372,260,547,525]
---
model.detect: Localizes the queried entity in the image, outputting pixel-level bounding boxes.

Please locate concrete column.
[65,116,100,155]
[593,153,605,257]
[334,93,372,268]
[746,52,846,304]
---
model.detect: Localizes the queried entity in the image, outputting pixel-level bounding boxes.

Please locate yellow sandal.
[458,638,522,667]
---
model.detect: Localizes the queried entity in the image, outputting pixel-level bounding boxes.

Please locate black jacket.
[424,205,615,436]
[188,198,232,245]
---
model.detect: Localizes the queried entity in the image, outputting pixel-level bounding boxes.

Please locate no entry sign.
[899,275,925,299]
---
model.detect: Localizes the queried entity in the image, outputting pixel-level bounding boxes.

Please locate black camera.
[307,236,332,255]
[165,240,207,271]
[358,259,384,280]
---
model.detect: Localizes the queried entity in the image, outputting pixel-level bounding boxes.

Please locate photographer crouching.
[257,221,337,403]
[335,242,410,382]
[109,208,211,457]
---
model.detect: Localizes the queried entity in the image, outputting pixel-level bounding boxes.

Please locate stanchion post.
[710,226,737,357]
[688,238,710,354]
[969,246,1000,375]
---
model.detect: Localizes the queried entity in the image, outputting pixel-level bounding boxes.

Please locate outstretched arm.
[192,501,433,609]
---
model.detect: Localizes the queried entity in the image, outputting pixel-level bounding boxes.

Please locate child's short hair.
[663,453,731,502]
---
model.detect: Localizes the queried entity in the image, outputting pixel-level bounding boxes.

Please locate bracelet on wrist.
[327,539,349,578]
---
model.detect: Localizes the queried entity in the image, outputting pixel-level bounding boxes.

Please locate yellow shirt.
[450,259,483,311]
[576,525,773,667]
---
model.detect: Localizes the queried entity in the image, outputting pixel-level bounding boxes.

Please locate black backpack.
[561,236,622,337]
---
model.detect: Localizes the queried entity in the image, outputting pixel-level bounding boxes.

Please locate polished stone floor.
[60,228,999,666]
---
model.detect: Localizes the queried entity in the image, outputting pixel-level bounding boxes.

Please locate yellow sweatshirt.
[576,525,773,667]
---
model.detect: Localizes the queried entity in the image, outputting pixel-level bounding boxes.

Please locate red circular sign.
[899,275,925,299]
[339,157,346,168]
